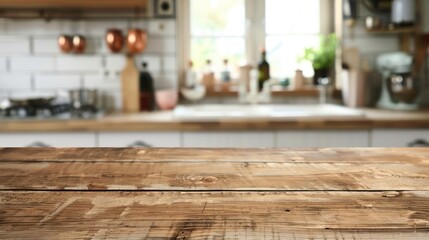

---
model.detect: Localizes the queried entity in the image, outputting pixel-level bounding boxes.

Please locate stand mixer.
[376,52,419,110]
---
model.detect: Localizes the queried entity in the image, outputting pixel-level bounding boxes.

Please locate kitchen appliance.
[391,0,415,26]
[0,95,70,119]
[0,91,102,120]
[376,52,419,110]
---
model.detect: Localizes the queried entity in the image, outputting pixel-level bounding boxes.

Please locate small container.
[155,89,178,110]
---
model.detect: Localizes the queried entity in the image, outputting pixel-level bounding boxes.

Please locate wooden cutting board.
[121,55,140,112]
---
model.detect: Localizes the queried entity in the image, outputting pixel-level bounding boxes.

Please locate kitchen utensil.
[127,29,148,54]
[9,95,56,108]
[121,55,140,112]
[155,89,178,110]
[69,89,98,109]
[69,89,98,117]
[72,35,86,53]
[180,85,206,102]
[342,48,366,108]
[106,29,124,53]
[391,0,415,26]
[58,35,73,53]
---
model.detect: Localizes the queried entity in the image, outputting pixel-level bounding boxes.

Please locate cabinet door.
[0,132,96,147]
[98,132,181,147]
[182,131,275,148]
[276,130,370,147]
[371,129,429,147]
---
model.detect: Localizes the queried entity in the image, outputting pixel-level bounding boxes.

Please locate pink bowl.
[155,89,178,110]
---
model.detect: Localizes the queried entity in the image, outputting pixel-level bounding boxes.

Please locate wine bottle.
[258,48,270,91]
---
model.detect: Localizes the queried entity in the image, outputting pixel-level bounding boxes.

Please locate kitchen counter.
[1,107,429,132]
[0,147,428,239]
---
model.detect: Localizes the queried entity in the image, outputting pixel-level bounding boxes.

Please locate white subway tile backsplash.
[56,56,103,71]
[136,55,161,72]
[33,38,61,54]
[162,56,177,72]
[5,20,62,36]
[3,18,178,110]
[0,36,30,54]
[11,57,55,71]
[149,20,176,36]
[83,74,121,90]
[154,73,178,89]
[105,55,126,72]
[80,20,127,36]
[34,74,81,90]
[0,73,32,90]
[145,37,176,54]
[102,89,122,110]
[0,58,6,71]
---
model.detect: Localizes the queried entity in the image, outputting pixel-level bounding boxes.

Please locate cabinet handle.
[407,139,429,147]
[127,141,152,148]
[26,141,51,147]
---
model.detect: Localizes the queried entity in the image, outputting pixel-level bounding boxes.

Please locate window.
[184,0,332,80]
[190,0,245,73]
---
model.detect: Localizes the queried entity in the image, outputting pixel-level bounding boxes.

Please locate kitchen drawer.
[183,131,275,148]
[0,132,96,147]
[98,132,181,147]
[276,130,370,147]
[371,129,429,147]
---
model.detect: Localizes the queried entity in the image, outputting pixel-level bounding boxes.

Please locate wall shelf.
[365,27,418,34]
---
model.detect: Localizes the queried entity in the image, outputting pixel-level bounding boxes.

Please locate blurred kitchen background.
[0,0,429,148]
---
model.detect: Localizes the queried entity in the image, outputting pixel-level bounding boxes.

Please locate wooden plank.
[0,191,428,239]
[1,147,429,164]
[0,160,428,191]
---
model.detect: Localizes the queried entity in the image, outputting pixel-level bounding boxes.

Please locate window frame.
[177,0,334,85]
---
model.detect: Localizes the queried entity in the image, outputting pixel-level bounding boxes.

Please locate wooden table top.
[0,147,429,239]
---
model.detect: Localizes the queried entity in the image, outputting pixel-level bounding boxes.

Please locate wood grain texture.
[1,147,429,164]
[1,191,429,239]
[1,148,429,239]
[0,0,148,9]
[1,108,429,132]
[1,158,429,191]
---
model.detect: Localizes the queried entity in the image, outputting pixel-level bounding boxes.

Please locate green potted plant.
[300,34,337,85]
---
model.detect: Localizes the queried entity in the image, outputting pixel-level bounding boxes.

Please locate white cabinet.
[371,129,429,147]
[0,132,96,147]
[276,130,370,147]
[182,131,275,148]
[98,132,181,147]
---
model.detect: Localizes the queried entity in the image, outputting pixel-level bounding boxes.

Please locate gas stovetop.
[0,103,103,120]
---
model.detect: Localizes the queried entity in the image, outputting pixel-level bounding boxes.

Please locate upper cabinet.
[0,0,148,9]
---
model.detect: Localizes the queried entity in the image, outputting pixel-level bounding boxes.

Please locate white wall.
[0,18,178,110]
